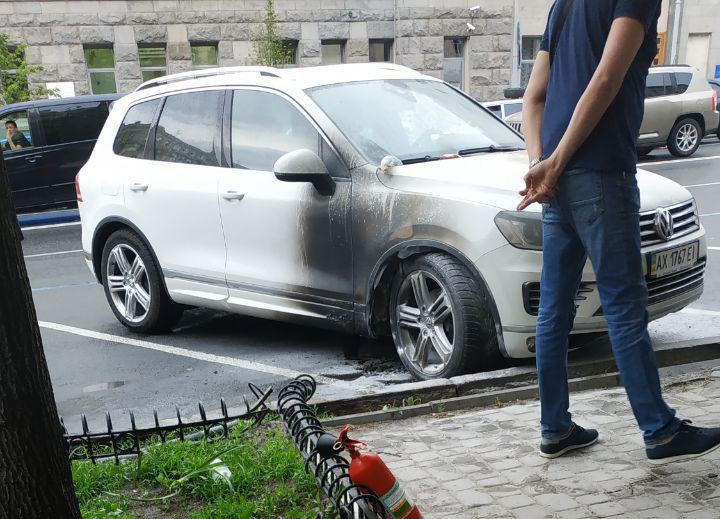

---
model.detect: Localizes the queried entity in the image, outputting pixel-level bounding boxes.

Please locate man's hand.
[517,156,564,211]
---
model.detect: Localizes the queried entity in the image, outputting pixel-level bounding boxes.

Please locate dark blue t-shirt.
[540,0,662,173]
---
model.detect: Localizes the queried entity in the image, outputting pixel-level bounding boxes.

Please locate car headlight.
[494,211,543,251]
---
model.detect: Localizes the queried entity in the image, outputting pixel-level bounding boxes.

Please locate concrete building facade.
[0,0,514,102]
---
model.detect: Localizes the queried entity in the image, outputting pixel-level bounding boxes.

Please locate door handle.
[129,182,149,192]
[25,156,40,164]
[222,190,245,201]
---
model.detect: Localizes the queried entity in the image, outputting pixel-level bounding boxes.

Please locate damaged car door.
[218,88,354,331]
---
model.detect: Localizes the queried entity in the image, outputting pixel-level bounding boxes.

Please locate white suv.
[78,64,706,380]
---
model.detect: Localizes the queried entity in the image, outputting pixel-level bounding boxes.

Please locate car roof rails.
[134,66,283,92]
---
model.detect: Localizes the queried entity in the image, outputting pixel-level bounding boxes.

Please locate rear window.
[645,72,670,98]
[154,91,223,167]
[39,102,109,146]
[113,98,161,158]
[675,72,692,94]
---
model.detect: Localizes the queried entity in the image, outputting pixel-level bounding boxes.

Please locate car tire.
[389,252,503,380]
[667,117,702,157]
[101,229,183,333]
[636,146,654,158]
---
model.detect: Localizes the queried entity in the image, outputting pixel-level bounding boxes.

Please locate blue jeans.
[536,168,680,445]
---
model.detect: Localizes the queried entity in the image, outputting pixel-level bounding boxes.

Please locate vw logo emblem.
[654,208,674,241]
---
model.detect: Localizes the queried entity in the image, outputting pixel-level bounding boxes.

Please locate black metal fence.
[278,375,390,519]
[63,382,273,463]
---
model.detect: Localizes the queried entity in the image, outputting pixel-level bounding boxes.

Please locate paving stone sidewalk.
[347,370,720,519]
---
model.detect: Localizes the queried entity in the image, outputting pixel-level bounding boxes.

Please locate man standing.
[519,0,720,463]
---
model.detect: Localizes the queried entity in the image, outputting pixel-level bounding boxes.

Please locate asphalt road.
[21,139,720,432]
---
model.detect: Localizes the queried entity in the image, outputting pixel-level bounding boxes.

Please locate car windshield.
[306,79,524,164]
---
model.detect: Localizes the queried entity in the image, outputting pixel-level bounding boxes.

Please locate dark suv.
[1,94,120,212]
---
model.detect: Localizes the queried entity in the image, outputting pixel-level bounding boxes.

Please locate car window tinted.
[645,73,666,98]
[113,98,161,158]
[39,102,109,146]
[675,72,692,94]
[2,110,34,152]
[154,90,223,167]
[231,89,319,171]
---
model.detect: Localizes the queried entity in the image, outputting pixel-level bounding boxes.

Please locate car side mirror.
[274,149,335,196]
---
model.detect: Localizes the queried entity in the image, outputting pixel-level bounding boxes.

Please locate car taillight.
[713,89,718,111]
[75,173,83,202]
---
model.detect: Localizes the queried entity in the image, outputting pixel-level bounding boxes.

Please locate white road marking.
[639,155,720,167]
[709,247,720,251]
[21,221,81,230]
[700,212,720,217]
[38,321,343,386]
[681,308,720,318]
[683,181,720,188]
[24,249,83,259]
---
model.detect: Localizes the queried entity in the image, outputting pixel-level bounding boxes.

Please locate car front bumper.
[476,226,707,359]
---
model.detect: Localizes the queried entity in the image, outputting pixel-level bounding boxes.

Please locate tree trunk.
[0,155,82,518]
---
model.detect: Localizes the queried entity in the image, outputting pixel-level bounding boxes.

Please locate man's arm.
[522,50,550,164]
[518,16,647,210]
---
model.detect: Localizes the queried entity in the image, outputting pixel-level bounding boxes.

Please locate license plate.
[649,241,699,278]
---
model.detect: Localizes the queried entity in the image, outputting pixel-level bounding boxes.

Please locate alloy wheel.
[676,123,698,153]
[106,244,151,323]
[395,270,456,376]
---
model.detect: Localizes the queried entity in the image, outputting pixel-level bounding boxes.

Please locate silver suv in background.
[637,65,718,157]
[501,66,719,158]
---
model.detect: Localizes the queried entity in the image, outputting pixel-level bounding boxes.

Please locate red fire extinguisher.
[336,425,424,519]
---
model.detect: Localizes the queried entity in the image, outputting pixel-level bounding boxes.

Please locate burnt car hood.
[377,151,693,212]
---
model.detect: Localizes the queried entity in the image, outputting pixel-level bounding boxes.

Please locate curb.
[321,372,623,427]
[314,335,720,419]
[18,208,80,228]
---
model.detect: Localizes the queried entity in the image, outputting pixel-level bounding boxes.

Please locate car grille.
[640,199,699,247]
[523,282,594,316]
[646,258,705,306]
[526,259,705,317]
[507,121,522,133]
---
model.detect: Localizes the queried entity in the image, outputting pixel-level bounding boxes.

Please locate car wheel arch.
[364,239,508,357]
[91,217,171,299]
[674,113,705,135]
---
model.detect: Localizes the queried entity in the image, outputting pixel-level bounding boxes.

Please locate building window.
[2,46,19,76]
[654,32,666,65]
[369,39,393,62]
[84,47,117,94]
[278,40,298,67]
[321,40,345,65]
[191,44,218,69]
[139,46,167,82]
[519,36,543,88]
[521,36,542,61]
[443,37,466,90]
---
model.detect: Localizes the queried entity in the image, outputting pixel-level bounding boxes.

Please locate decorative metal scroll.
[278,376,391,519]
[63,382,273,464]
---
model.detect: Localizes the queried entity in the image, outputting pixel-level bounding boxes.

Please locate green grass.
[72,424,335,519]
